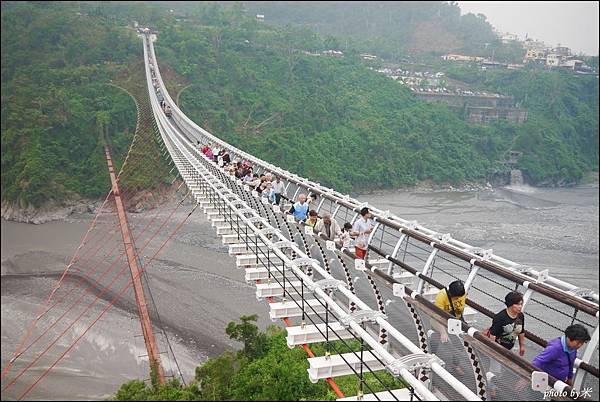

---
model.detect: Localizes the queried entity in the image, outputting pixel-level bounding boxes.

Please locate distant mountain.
[1,2,596,211]
[241,1,520,61]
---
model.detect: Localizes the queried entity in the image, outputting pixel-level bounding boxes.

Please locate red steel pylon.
[104,144,166,385]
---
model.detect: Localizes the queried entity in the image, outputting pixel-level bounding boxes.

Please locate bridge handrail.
[149,80,450,401]
[143,34,598,396]
[145,34,598,318]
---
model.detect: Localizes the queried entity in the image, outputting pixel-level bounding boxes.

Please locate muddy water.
[1,184,598,399]
[1,206,271,400]
[360,184,599,293]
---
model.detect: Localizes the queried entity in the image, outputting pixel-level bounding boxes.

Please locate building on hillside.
[442,54,485,62]
[256,14,265,21]
[323,50,343,57]
[546,53,563,67]
[524,48,547,64]
[523,38,547,51]
[360,54,378,60]
[467,107,528,124]
[413,92,528,124]
[501,32,520,44]
[481,60,508,69]
[552,46,571,58]
[560,59,584,71]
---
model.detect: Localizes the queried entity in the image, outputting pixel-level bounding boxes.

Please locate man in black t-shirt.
[490,291,526,355]
[487,291,526,398]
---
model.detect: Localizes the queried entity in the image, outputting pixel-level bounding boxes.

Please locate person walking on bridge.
[490,291,526,355]
[305,210,319,228]
[314,213,342,241]
[271,176,285,205]
[532,324,590,386]
[243,169,254,184]
[486,291,526,397]
[432,280,467,338]
[288,194,309,221]
[351,207,374,259]
[338,222,353,248]
[430,280,467,375]
[307,193,318,211]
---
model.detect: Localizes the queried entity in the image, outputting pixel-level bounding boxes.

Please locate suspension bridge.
[1,30,598,401]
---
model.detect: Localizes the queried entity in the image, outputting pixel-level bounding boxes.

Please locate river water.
[361,184,599,293]
[1,185,598,400]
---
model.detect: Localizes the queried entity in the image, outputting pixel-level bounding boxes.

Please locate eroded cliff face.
[1,199,99,224]
[1,188,169,224]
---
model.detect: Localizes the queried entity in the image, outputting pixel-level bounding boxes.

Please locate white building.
[360,54,378,60]
[560,59,583,70]
[546,53,563,67]
[501,32,520,44]
[523,38,547,51]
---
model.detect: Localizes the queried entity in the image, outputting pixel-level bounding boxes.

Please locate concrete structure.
[481,60,507,69]
[501,32,520,44]
[360,54,378,60]
[414,92,527,124]
[414,92,515,108]
[552,46,571,57]
[546,53,562,67]
[523,41,575,68]
[523,38,547,51]
[525,48,547,63]
[560,59,584,70]
[466,106,528,124]
[442,54,485,62]
[323,50,343,57]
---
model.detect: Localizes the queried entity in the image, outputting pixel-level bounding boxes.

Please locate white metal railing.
[143,34,485,400]
[141,32,599,397]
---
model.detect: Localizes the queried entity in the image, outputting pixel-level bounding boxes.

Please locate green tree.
[225,314,268,360]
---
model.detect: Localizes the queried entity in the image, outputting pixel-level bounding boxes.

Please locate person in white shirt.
[271,176,286,205]
[261,182,272,204]
[288,194,309,221]
[351,207,374,259]
[243,170,254,184]
[338,222,353,248]
[307,193,319,211]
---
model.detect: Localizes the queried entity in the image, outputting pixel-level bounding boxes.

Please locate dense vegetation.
[242,1,526,63]
[1,2,140,207]
[114,315,405,401]
[444,65,599,184]
[155,4,597,191]
[1,1,597,209]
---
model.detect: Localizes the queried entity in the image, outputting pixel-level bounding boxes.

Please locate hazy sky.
[457,1,599,56]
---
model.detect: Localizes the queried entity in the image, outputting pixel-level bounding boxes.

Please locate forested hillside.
[242,1,525,63]
[1,2,139,207]
[155,4,597,191]
[445,65,599,184]
[1,1,597,210]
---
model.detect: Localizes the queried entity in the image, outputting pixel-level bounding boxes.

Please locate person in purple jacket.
[532,324,591,386]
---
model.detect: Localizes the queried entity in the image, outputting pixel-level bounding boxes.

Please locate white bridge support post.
[416,247,439,295]
[574,321,599,390]
[386,233,407,275]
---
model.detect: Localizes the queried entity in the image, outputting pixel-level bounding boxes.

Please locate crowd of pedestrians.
[198,141,593,396]
[198,142,377,257]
